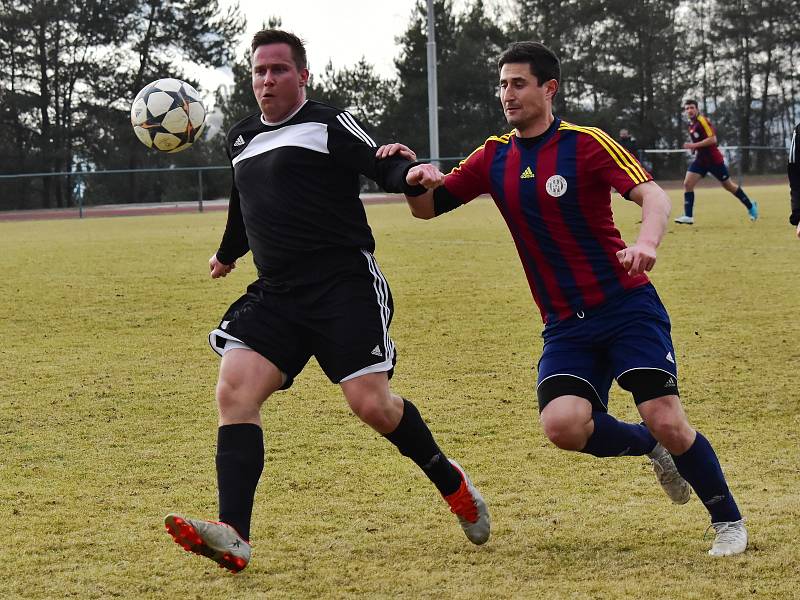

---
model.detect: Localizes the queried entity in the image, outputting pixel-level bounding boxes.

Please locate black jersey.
[789,122,800,225]
[216,100,419,284]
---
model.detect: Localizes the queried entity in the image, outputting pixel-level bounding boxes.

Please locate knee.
[349,392,398,432]
[646,413,693,451]
[216,377,259,419]
[540,413,589,451]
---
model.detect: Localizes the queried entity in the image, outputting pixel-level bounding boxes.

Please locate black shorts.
[208,249,396,389]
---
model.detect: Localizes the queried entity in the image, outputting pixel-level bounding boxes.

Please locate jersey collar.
[260,100,308,127]
[513,117,561,149]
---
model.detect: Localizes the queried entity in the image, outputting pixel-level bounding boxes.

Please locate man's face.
[251,43,308,122]
[499,62,556,131]
[684,104,698,120]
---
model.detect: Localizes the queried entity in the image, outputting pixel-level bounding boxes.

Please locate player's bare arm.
[684,135,718,151]
[615,181,670,276]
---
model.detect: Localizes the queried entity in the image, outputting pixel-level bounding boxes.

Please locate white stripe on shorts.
[208,328,253,357]
[337,251,395,382]
[361,249,395,360]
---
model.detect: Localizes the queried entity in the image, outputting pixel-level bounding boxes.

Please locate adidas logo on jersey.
[520,166,534,179]
[665,351,675,364]
[233,135,245,147]
[370,345,382,357]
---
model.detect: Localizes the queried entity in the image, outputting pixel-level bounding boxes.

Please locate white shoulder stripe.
[790,130,797,164]
[231,122,329,166]
[336,112,376,147]
[336,113,373,146]
[342,112,376,146]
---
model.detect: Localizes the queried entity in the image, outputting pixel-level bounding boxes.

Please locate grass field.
[2,183,799,599]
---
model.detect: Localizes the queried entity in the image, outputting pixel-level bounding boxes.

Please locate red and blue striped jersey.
[688,115,725,165]
[440,118,652,324]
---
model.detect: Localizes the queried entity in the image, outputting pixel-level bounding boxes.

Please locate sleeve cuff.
[400,161,428,196]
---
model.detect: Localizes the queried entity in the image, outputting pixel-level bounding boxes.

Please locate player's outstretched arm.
[403,164,444,219]
[616,181,670,276]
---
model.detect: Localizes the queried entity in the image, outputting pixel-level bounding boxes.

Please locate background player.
[163,29,489,573]
[388,41,748,557]
[675,99,758,224]
[789,121,800,238]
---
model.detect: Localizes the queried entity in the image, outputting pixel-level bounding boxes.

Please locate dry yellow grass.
[1,183,798,599]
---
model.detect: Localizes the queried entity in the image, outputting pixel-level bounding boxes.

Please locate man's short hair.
[684,99,698,108]
[251,29,307,70]
[498,42,561,88]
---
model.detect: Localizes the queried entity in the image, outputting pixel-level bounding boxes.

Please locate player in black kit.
[789,121,800,238]
[163,29,489,573]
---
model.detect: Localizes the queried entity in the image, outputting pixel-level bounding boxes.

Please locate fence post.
[198,169,204,213]
[737,147,743,186]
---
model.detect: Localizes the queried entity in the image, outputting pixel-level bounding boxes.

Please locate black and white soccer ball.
[130,78,206,153]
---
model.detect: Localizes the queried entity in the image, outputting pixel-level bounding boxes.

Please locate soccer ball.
[130,78,206,152]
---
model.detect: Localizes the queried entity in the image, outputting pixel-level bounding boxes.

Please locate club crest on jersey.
[545,175,568,197]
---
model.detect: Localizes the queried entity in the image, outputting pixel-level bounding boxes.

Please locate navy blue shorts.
[687,159,730,181]
[536,284,678,412]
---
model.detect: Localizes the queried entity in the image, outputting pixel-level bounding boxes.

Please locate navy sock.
[672,432,741,523]
[734,186,753,209]
[383,399,462,496]
[683,191,695,217]
[581,412,658,457]
[216,423,264,541]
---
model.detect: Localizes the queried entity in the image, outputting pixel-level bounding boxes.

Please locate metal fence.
[0,147,788,217]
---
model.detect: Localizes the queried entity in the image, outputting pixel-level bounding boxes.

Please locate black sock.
[216,423,264,541]
[734,186,753,209]
[383,399,462,496]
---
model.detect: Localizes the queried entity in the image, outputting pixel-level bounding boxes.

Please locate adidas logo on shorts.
[370,345,382,357]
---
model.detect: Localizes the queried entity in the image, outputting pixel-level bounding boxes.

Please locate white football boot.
[647,443,691,504]
[708,519,748,557]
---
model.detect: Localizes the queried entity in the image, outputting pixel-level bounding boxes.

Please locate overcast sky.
[224,0,424,77]
[191,0,512,99]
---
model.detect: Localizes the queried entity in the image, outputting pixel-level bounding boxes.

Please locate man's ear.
[546,79,559,100]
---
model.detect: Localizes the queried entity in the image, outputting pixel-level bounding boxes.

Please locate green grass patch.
[2,184,798,598]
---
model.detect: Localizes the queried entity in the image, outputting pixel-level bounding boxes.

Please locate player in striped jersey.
[789,121,800,238]
[674,100,758,224]
[392,41,747,556]
[164,29,489,573]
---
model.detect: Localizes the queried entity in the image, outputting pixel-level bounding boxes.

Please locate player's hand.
[209,254,236,279]
[376,143,417,161]
[683,142,695,150]
[406,164,444,189]
[616,242,657,276]
[796,222,800,239]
